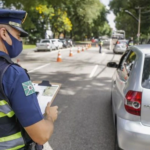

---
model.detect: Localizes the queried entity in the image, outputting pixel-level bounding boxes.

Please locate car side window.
[118,51,129,70]
[124,51,136,76]
[142,56,150,89]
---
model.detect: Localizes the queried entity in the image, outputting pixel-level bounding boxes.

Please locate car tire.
[115,128,122,150]
[113,49,116,54]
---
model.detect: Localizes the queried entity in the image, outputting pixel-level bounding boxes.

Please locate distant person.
[98,40,103,53]
[127,37,134,47]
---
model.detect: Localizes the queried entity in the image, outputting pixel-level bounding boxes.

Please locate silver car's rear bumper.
[117,116,150,150]
[114,47,126,53]
[37,47,50,50]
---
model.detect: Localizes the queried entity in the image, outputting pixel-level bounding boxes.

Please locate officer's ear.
[0,28,7,40]
[0,28,12,45]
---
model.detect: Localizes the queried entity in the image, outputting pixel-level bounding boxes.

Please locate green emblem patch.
[22,81,35,96]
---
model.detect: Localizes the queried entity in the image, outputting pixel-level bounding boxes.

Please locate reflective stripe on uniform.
[0,132,25,150]
[0,100,14,118]
[7,144,25,150]
[0,100,8,105]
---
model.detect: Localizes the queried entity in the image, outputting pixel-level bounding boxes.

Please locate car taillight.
[117,41,120,44]
[125,91,142,116]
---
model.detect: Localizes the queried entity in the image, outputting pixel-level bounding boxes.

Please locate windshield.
[119,41,128,44]
[52,40,57,42]
[41,40,50,43]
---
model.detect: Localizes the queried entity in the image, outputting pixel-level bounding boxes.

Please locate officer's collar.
[0,51,9,57]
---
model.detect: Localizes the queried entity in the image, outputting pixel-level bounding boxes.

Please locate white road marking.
[43,142,53,150]
[102,52,105,56]
[28,63,50,73]
[89,65,98,78]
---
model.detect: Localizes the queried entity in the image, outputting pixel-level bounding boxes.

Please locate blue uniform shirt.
[0,51,43,127]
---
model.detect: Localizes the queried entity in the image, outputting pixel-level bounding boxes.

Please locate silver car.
[113,40,128,54]
[108,45,150,150]
[36,39,56,51]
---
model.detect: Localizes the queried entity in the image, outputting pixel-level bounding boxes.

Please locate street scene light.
[125,10,139,22]
[125,9,141,43]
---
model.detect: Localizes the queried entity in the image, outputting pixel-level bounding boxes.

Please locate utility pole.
[125,7,150,45]
[136,7,141,43]
[136,7,145,44]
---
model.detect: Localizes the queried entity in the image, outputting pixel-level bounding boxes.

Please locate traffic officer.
[98,39,103,53]
[0,9,58,150]
[127,37,134,46]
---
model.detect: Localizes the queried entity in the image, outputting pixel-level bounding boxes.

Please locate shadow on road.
[30,71,115,150]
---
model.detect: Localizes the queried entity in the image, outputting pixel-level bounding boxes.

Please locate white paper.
[32,83,59,114]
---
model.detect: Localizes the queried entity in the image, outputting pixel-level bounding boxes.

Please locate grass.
[75,41,91,44]
[23,45,36,50]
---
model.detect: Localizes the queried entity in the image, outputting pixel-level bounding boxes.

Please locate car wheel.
[115,128,122,150]
[113,49,116,54]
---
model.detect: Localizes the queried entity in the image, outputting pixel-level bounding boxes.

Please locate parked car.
[59,39,71,48]
[91,38,98,43]
[51,39,63,49]
[68,39,73,47]
[113,40,128,54]
[36,39,56,51]
[107,45,150,150]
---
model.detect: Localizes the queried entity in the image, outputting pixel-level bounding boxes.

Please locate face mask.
[2,31,23,58]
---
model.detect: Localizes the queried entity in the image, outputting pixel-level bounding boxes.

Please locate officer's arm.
[25,118,54,145]
[25,102,58,145]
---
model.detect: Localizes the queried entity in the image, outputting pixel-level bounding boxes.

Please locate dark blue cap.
[0,9,28,37]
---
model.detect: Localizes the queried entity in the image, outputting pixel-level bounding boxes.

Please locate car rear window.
[119,41,127,44]
[41,40,50,43]
[142,57,150,89]
[52,40,56,42]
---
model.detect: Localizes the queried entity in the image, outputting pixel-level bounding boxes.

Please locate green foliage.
[50,9,72,33]
[2,0,111,42]
[109,0,150,39]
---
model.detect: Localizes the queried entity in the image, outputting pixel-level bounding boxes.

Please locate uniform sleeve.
[2,65,43,127]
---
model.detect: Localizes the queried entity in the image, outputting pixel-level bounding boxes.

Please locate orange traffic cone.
[69,49,73,57]
[96,44,98,47]
[57,51,62,62]
[77,47,80,53]
[82,47,84,52]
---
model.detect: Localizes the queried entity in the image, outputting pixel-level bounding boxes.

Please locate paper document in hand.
[33,83,60,114]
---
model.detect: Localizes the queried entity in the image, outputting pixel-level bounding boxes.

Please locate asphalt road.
[14,46,121,150]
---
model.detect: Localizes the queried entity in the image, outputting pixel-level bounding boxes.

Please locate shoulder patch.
[22,81,35,96]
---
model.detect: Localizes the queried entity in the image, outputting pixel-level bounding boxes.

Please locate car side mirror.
[107,62,118,68]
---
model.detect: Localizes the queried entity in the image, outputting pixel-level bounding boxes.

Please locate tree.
[2,0,111,42]
[109,0,150,40]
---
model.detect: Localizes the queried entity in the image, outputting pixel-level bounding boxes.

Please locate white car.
[36,39,56,51]
[113,40,128,54]
[51,39,63,49]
